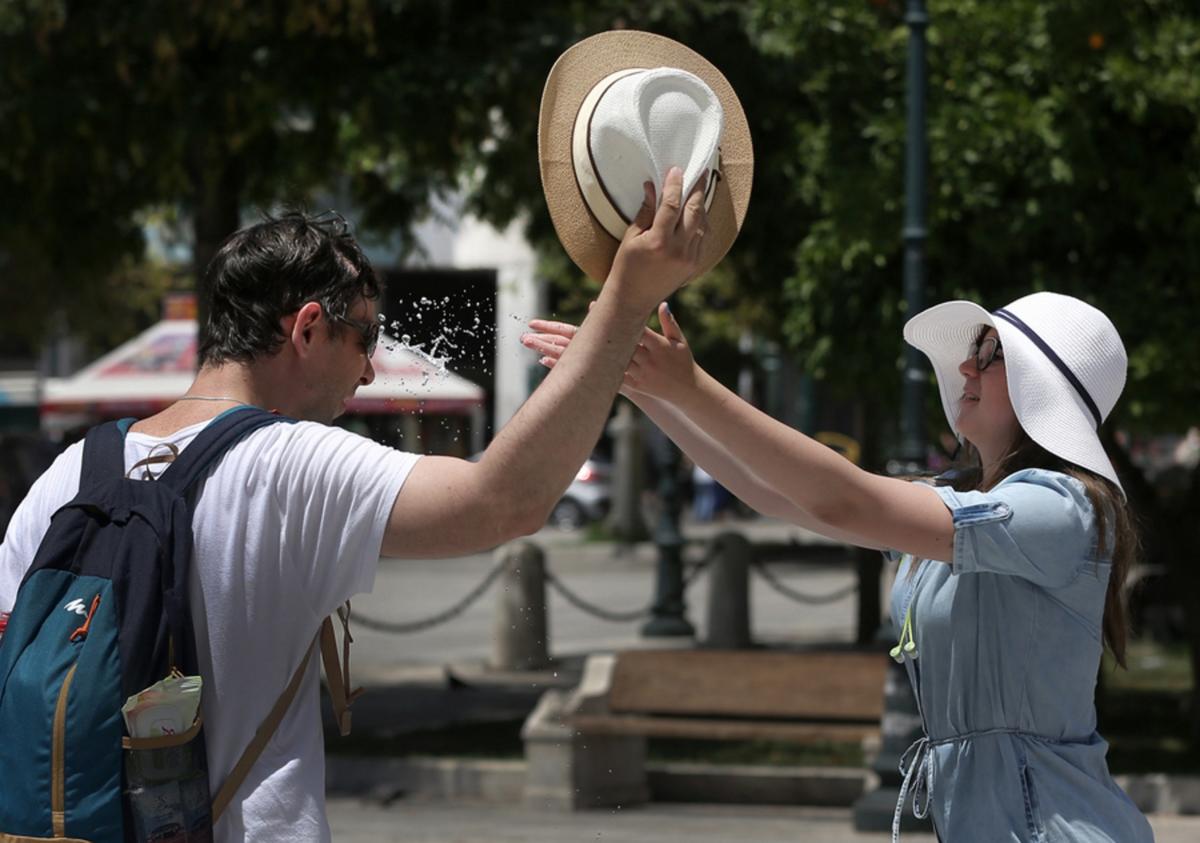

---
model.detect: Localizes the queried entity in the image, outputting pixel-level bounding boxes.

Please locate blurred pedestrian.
[692,462,719,521]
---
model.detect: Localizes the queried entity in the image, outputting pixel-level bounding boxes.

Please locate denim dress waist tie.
[892,728,1097,843]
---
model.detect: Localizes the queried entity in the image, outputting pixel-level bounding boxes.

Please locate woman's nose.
[957,356,977,378]
[361,356,376,386]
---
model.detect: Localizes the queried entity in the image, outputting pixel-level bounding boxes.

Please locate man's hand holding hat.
[605,166,709,311]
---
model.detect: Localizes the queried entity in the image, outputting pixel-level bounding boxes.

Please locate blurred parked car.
[466,451,611,531]
[547,457,611,530]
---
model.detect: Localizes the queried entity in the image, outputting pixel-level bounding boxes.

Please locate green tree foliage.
[0,0,550,347]
[0,0,799,376]
[2,1,1196,415]
[748,0,1200,434]
[462,0,1200,434]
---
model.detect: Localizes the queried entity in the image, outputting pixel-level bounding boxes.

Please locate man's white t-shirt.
[0,416,421,842]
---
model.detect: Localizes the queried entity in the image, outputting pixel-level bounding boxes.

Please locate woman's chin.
[954,418,979,445]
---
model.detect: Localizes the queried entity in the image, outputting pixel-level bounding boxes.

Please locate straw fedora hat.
[904,292,1127,493]
[538,30,753,282]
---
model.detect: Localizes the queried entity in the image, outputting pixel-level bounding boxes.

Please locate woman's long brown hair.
[945,434,1138,668]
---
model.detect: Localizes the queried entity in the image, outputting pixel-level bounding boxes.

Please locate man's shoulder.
[218,419,418,489]
[231,418,382,455]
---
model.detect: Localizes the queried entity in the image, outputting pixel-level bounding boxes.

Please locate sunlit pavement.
[327,798,1200,842]
[326,800,933,842]
[355,516,859,683]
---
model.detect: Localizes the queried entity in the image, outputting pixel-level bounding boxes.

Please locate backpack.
[0,406,360,842]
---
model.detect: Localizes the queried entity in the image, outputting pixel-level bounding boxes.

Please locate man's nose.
[361,356,376,386]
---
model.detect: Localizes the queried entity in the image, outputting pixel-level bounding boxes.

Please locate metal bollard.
[490,542,550,671]
[605,399,649,543]
[854,545,884,644]
[641,428,694,638]
[851,658,932,833]
[702,531,753,649]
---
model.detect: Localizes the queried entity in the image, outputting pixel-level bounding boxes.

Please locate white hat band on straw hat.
[538,30,753,283]
[903,292,1127,493]
[571,67,723,241]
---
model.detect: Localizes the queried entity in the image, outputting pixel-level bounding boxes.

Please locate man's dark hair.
[198,211,382,366]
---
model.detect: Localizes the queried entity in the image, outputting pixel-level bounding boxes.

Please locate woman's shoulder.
[995,466,1088,496]
[990,467,1097,523]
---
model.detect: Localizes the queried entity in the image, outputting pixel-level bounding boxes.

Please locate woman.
[522,292,1153,842]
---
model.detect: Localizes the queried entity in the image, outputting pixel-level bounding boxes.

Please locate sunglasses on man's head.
[329,311,381,358]
[310,209,351,239]
[969,335,1004,372]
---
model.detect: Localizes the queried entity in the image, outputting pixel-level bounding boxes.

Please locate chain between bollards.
[750,558,859,605]
[351,537,859,634]
[544,546,715,624]
[352,554,510,634]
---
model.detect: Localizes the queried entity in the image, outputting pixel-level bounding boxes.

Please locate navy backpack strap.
[157,406,292,494]
[80,419,134,485]
[153,406,291,673]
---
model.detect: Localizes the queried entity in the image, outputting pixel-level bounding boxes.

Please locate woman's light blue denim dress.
[888,468,1154,842]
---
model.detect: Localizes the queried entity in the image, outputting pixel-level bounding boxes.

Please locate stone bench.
[522,648,886,810]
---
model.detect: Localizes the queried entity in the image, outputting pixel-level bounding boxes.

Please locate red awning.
[42,319,485,419]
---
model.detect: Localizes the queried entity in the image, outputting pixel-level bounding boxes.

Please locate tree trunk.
[188,143,243,357]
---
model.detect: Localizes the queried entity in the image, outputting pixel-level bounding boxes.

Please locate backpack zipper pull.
[69,594,101,642]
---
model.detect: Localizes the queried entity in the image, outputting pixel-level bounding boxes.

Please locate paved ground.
[325,518,1200,840]
[326,798,1200,842]
[352,516,867,685]
[327,801,936,842]
[338,516,874,737]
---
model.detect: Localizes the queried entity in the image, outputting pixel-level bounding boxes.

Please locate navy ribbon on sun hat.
[992,308,1103,429]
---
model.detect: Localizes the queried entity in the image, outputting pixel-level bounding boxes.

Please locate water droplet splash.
[375,293,496,391]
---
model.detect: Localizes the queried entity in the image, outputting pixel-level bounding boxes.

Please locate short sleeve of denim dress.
[886,468,1153,842]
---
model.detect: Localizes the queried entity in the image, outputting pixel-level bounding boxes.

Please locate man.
[0,167,707,841]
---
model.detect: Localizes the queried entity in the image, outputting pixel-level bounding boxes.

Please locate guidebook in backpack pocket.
[122,675,211,843]
[122,673,202,738]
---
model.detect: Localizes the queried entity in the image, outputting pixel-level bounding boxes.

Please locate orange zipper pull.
[69,594,101,642]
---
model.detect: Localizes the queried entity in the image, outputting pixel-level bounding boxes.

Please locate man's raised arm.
[381,168,707,558]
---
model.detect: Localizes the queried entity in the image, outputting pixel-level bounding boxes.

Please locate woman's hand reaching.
[522,302,699,405]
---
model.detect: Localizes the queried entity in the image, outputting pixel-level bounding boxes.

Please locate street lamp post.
[854,0,933,833]
[641,428,695,638]
[898,0,929,475]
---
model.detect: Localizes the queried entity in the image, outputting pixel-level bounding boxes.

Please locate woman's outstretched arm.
[634,393,885,548]
[523,304,951,560]
[522,314,817,523]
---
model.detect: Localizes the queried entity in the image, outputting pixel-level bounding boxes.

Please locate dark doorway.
[379,268,497,444]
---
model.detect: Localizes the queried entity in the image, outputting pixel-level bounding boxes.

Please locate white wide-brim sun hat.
[538,30,753,282]
[903,291,1128,493]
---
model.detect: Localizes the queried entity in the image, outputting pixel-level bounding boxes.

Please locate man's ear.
[289,302,325,357]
